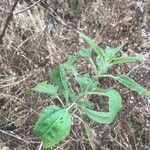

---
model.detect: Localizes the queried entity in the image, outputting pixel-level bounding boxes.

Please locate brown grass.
[0,0,150,150]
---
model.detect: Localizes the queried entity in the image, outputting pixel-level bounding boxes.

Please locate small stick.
[0,0,20,44]
[0,129,31,145]
[38,141,43,150]
[14,0,42,15]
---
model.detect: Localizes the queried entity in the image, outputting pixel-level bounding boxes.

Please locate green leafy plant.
[31,32,150,149]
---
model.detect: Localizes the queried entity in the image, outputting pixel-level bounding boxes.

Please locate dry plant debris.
[0,0,150,150]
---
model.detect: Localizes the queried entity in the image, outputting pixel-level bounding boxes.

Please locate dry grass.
[0,0,150,150]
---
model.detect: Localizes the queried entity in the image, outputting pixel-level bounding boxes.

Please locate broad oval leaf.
[32,81,58,96]
[84,89,122,124]
[116,75,150,96]
[33,106,72,149]
[79,32,105,58]
[33,105,61,135]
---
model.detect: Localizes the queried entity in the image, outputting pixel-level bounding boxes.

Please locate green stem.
[84,91,105,96]
[72,114,84,123]
[56,95,64,107]
[89,58,97,75]
[67,102,76,111]
[78,91,105,101]
[100,74,115,78]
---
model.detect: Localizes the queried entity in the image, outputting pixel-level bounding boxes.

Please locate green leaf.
[96,58,112,75]
[51,66,69,100]
[67,88,77,102]
[51,67,65,91]
[77,101,95,108]
[105,47,116,61]
[32,81,58,96]
[84,89,122,124]
[79,32,105,58]
[113,55,145,64]
[63,63,76,75]
[24,89,34,97]
[112,42,127,54]
[33,106,72,149]
[104,42,127,62]
[63,54,78,75]
[67,54,78,65]
[106,89,122,118]
[51,66,76,101]
[33,105,61,131]
[79,49,91,58]
[84,108,111,124]
[75,74,97,92]
[116,75,150,96]
[59,66,70,93]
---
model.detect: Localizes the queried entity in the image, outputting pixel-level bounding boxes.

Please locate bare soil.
[0,0,150,150]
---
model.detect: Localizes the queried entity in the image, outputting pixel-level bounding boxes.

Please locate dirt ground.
[0,0,150,150]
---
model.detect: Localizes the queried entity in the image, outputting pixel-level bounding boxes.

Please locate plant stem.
[84,91,105,96]
[56,95,64,107]
[100,74,115,78]
[89,58,97,75]
[67,102,76,110]
[72,114,84,123]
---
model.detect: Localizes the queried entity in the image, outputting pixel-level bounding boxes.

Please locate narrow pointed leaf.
[105,42,127,62]
[33,106,72,149]
[116,75,150,96]
[32,81,58,96]
[106,89,122,118]
[63,63,76,75]
[84,89,122,124]
[96,58,112,75]
[59,66,69,93]
[79,49,92,58]
[84,108,111,124]
[105,47,116,61]
[51,66,69,100]
[67,54,78,65]
[79,32,104,58]
[113,42,127,54]
[51,67,64,91]
[63,54,78,75]
[113,55,145,64]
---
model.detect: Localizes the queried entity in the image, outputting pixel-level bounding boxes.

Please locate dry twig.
[0,0,20,44]
[14,0,42,15]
